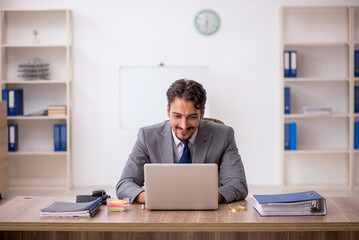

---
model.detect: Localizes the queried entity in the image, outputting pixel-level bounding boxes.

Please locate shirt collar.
[171,128,198,147]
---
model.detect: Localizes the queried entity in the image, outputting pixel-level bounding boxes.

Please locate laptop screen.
[144,163,218,210]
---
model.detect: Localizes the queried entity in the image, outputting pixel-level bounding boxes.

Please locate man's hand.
[218,193,224,203]
[134,191,146,203]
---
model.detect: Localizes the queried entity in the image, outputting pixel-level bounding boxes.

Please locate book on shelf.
[54,124,66,151]
[284,87,290,114]
[41,197,102,218]
[1,89,23,116]
[48,105,66,116]
[8,124,18,152]
[252,190,327,217]
[355,50,359,77]
[355,122,359,149]
[284,122,297,150]
[302,106,331,115]
[283,50,297,78]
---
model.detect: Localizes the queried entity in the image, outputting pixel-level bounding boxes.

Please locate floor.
[1,185,359,206]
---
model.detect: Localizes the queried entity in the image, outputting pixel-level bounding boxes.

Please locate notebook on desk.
[144,163,218,210]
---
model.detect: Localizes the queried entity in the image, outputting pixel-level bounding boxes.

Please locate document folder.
[253,190,327,217]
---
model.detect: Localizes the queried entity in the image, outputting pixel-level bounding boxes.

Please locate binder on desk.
[253,190,327,217]
[8,124,18,152]
[1,89,23,116]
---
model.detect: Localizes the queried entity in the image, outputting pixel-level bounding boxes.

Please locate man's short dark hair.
[166,79,207,113]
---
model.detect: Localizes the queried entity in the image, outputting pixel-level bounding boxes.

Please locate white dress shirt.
[171,129,198,163]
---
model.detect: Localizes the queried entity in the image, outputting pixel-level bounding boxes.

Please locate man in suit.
[116,79,248,203]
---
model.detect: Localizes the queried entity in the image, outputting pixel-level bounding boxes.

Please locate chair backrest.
[202,117,224,125]
[165,117,224,125]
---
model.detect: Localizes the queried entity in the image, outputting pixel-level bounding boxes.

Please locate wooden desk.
[0,196,358,240]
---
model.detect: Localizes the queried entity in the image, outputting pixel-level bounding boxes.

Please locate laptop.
[144,163,218,210]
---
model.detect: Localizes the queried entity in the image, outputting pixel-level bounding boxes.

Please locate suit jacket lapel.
[156,121,174,163]
[192,121,213,163]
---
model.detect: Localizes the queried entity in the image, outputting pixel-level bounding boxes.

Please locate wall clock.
[194,9,220,35]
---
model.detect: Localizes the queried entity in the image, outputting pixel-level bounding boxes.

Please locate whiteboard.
[119,66,210,128]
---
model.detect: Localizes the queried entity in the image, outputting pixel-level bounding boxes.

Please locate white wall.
[1,0,356,188]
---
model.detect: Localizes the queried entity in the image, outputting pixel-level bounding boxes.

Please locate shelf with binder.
[0,9,72,189]
[281,6,353,188]
[284,81,349,115]
[283,45,349,79]
[2,84,67,116]
[284,118,349,150]
[7,119,67,151]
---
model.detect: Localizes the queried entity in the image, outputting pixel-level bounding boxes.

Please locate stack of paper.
[302,106,331,115]
[48,105,66,116]
[41,197,101,218]
[253,190,327,217]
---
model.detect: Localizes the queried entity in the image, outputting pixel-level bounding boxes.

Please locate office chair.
[165,118,224,125]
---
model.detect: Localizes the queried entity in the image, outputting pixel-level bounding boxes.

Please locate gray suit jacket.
[116,120,248,203]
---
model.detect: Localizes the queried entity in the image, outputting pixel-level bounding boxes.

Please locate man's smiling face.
[167,97,204,141]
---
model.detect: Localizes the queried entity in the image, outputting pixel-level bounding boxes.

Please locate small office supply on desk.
[107,198,130,212]
[228,205,247,212]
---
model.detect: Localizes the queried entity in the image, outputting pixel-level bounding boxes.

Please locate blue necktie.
[179,140,191,164]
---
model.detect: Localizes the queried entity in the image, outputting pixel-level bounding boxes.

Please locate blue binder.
[355,122,359,149]
[54,124,61,151]
[356,86,359,113]
[8,124,18,152]
[290,50,297,78]
[284,87,290,114]
[284,123,290,150]
[1,89,23,116]
[252,190,327,216]
[60,124,67,151]
[289,122,297,150]
[355,50,359,77]
[283,50,290,78]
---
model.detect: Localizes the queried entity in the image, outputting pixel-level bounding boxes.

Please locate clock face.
[194,9,220,35]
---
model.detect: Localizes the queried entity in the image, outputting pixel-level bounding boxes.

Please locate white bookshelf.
[280,6,359,188]
[0,10,72,189]
[354,7,359,188]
